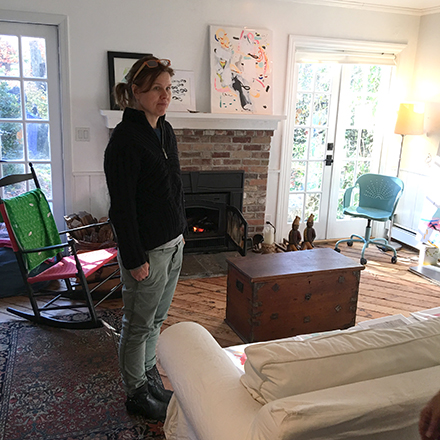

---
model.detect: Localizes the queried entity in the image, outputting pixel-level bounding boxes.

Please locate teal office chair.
[334,173,404,265]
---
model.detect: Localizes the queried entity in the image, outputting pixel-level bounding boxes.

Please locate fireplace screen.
[226,206,247,255]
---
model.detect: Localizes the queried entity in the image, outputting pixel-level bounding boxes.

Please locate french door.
[0,21,64,226]
[284,61,394,240]
[327,64,393,238]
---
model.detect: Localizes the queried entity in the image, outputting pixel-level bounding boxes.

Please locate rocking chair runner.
[0,166,121,329]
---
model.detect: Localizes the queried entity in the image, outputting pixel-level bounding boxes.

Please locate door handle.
[325,155,334,166]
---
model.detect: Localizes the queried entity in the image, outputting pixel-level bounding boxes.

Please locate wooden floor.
[1,241,440,350]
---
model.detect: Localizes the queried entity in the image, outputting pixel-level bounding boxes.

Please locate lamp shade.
[394,103,425,135]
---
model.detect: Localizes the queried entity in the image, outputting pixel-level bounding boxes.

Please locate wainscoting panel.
[72,172,109,219]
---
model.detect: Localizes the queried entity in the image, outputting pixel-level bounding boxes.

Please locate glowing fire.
[193,226,205,233]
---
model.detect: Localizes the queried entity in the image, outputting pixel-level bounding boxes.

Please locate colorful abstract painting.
[210,25,272,114]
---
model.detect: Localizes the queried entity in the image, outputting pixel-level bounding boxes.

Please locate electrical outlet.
[75,127,90,142]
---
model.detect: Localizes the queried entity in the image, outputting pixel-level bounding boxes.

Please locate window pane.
[367,65,382,93]
[290,161,306,191]
[349,95,363,126]
[0,80,22,118]
[298,64,313,91]
[24,81,48,120]
[288,193,304,223]
[31,163,52,198]
[312,94,329,126]
[0,35,19,76]
[1,162,26,197]
[340,161,356,190]
[359,129,374,158]
[293,128,308,159]
[357,161,371,178]
[344,129,358,158]
[27,122,50,160]
[337,192,345,220]
[315,65,332,92]
[305,193,321,222]
[0,122,24,160]
[310,128,326,159]
[349,65,363,92]
[295,93,312,125]
[21,36,47,79]
[307,161,323,191]
[366,95,378,118]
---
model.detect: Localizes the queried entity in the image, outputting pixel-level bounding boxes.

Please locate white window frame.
[0,9,72,228]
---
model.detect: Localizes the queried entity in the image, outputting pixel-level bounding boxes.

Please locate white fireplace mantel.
[100,110,286,131]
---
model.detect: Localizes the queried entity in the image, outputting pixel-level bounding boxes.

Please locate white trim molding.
[276,0,440,16]
[100,110,286,131]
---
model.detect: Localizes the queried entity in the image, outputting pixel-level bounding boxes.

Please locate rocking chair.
[0,164,121,329]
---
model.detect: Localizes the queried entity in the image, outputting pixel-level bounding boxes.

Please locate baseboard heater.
[391,224,420,250]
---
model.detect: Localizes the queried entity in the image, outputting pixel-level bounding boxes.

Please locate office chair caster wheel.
[334,247,340,253]
[347,241,353,247]
[391,256,397,264]
[360,257,367,265]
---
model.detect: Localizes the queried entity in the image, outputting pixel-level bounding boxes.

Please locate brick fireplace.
[100,111,283,237]
[174,128,273,236]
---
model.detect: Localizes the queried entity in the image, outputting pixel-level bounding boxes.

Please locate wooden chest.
[225,248,364,343]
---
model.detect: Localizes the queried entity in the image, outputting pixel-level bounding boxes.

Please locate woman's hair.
[113,55,174,110]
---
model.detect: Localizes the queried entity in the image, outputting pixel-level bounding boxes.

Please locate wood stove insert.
[181,170,248,255]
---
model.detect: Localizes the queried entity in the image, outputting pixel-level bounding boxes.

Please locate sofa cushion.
[240,317,440,404]
[248,365,440,440]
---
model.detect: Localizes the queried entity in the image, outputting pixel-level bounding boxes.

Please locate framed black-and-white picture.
[168,70,196,112]
[107,51,152,110]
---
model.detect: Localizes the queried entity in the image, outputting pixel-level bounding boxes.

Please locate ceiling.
[360,0,440,7]
[287,0,440,15]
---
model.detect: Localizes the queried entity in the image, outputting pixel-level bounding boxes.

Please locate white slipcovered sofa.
[157,318,440,440]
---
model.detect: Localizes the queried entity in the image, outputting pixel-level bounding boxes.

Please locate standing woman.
[104,56,186,421]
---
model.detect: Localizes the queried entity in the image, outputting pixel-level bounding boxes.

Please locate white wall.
[412,11,440,153]
[0,0,422,228]
[391,12,440,243]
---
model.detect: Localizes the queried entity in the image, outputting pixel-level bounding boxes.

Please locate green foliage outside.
[0,37,19,76]
[0,81,22,161]
[0,38,52,200]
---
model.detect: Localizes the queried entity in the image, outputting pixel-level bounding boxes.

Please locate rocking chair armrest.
[21,241,71,254]
[58,220,110,235]
[343,186,355,208]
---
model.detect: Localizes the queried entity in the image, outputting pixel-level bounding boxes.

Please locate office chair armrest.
[389,188,404,218]
[343,186,355,208]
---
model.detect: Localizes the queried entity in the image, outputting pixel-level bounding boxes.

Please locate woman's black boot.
[125,383,167,421]
[146,365,173,404]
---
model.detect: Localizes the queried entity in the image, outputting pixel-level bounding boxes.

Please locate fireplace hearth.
[182,171,247,255]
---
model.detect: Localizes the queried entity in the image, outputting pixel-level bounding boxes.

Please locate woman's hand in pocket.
[130,261,150,281]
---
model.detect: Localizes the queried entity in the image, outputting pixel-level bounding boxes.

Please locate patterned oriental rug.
[0,310,165,440]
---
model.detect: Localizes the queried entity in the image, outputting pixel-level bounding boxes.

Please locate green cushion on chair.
[3,188,61,272]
